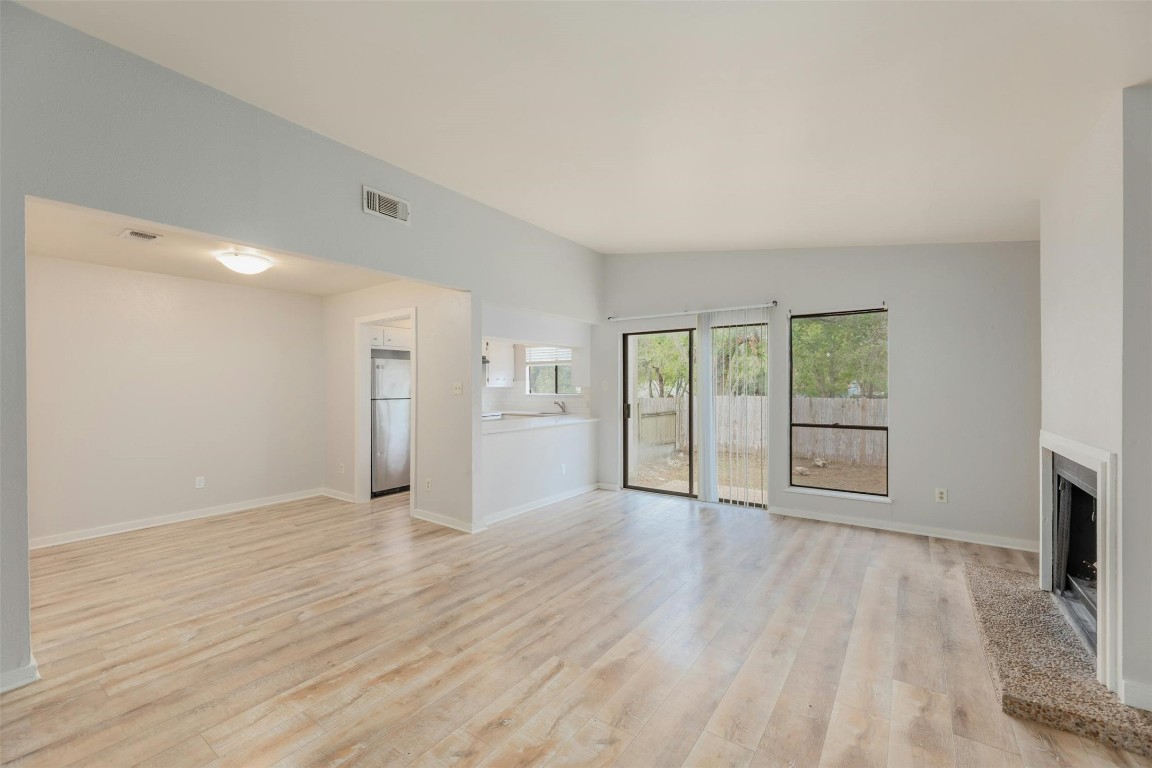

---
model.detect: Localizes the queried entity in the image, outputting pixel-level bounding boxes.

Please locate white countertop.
[481,412,599,435]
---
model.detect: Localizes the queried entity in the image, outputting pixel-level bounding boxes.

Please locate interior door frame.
[622,328,696,498]
[354,308,417,507]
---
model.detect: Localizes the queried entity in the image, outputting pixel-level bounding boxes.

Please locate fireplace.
[1040,432,1120,697]
[1051,454,1098,657]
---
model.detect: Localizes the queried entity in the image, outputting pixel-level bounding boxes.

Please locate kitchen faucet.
[554,400,568,414]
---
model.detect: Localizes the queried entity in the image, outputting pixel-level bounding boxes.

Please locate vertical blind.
[710,311,769,507]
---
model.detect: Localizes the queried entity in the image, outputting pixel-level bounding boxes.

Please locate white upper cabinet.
[372,326,412,349]
[484,338,515,388]
[382,327,413,349]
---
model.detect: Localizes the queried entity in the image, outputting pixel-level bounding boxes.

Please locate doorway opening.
[355,311,416,504]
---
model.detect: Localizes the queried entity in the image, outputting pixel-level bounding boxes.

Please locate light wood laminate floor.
[3,491,1149,768]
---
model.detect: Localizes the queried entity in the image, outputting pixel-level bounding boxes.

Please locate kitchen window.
[526,346,580,395]
[790,308,888,496]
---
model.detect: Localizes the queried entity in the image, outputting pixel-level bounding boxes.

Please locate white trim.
[29,489,327,549]
[412,508,484,534]
[1121,679,1152,712]
[485,485,597,527]
[1038,430,1120,695]
[768,504,1038,552]
[597,483,621,491]
[0,657,39,693]
[320,488,356,503]
[783,486,893,505]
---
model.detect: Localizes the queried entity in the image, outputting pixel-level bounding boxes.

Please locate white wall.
[481,423,598,525]
[323,280,474,528]
[1041,97,1124,451]
[25,256,325,545]
[1121,86,1151,694]
[482,303,593,349]
[595,241,1042,548]
[0,3,603,680]
[1041,85,1152,703]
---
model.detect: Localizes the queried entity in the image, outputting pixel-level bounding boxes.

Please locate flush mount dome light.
[216,251,273,275]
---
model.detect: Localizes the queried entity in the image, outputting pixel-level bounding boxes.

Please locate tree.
[712,324,768,396]
[791,312,887,398]
[635,333,690,398]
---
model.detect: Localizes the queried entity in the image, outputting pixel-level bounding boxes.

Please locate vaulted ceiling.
[24,1,1152,253]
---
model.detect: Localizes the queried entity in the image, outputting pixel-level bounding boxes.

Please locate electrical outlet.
[338,463,345,475]
[561,463,567,476]
[195,476,206,489]
[424,478,432,492]
[452,382,463,395]
[935,488,948,503]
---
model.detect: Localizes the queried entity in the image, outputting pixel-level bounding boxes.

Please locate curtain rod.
[607,301,777,323]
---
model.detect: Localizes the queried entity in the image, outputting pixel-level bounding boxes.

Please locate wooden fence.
[634,396,886,465]
[792,396,886,465]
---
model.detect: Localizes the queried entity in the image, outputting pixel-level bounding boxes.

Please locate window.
[790,309,888,496]
[526,346,579,395]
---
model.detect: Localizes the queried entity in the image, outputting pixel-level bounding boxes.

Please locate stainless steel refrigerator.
[371,349,411,496]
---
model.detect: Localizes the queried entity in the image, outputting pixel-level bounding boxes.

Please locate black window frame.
[789,307,889,497]
[526,362,579,395]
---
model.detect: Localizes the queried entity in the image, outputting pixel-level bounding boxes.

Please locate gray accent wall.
[1,1,603,679]
[595,241,1042,547]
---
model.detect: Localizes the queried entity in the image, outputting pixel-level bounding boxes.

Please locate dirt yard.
[791,455,887,495]
[629,450,886,497]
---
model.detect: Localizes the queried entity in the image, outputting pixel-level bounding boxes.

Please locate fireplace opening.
[1051,454,1098,658]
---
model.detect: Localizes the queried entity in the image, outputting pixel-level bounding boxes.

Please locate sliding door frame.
[622,328,696,498]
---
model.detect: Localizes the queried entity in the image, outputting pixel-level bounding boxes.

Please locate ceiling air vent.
[362,185,410,223]
[118,228,163,242]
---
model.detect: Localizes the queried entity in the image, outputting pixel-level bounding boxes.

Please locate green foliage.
[712,324,768,396]
[528,364,557,394]
[635,333,691,397]
[791,312,888,398]
[632,326,769,399]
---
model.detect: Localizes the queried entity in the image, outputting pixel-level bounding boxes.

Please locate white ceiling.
[23,1,1152,254]
[25,198,399,297]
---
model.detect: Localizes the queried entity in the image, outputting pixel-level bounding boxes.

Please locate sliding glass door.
[623,317,769,505]
[623,330,695,497]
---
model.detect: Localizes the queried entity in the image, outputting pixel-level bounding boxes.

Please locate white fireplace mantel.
[1039,430,1120,696]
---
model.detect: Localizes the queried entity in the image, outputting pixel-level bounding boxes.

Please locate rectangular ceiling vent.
[118,228,162,242]
[362,185,410,223]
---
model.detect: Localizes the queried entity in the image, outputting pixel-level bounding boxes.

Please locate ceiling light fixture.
[216,251,273,275]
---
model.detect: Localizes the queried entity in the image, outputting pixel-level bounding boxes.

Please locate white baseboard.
[485,485,598,527]
[596,483,621,491]
[0,657,39,693]
[767,504,1039,552]
[412,508,485,534]
[30,489,328,549]
[1122,679,1152,712]
[320,488,356,503]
